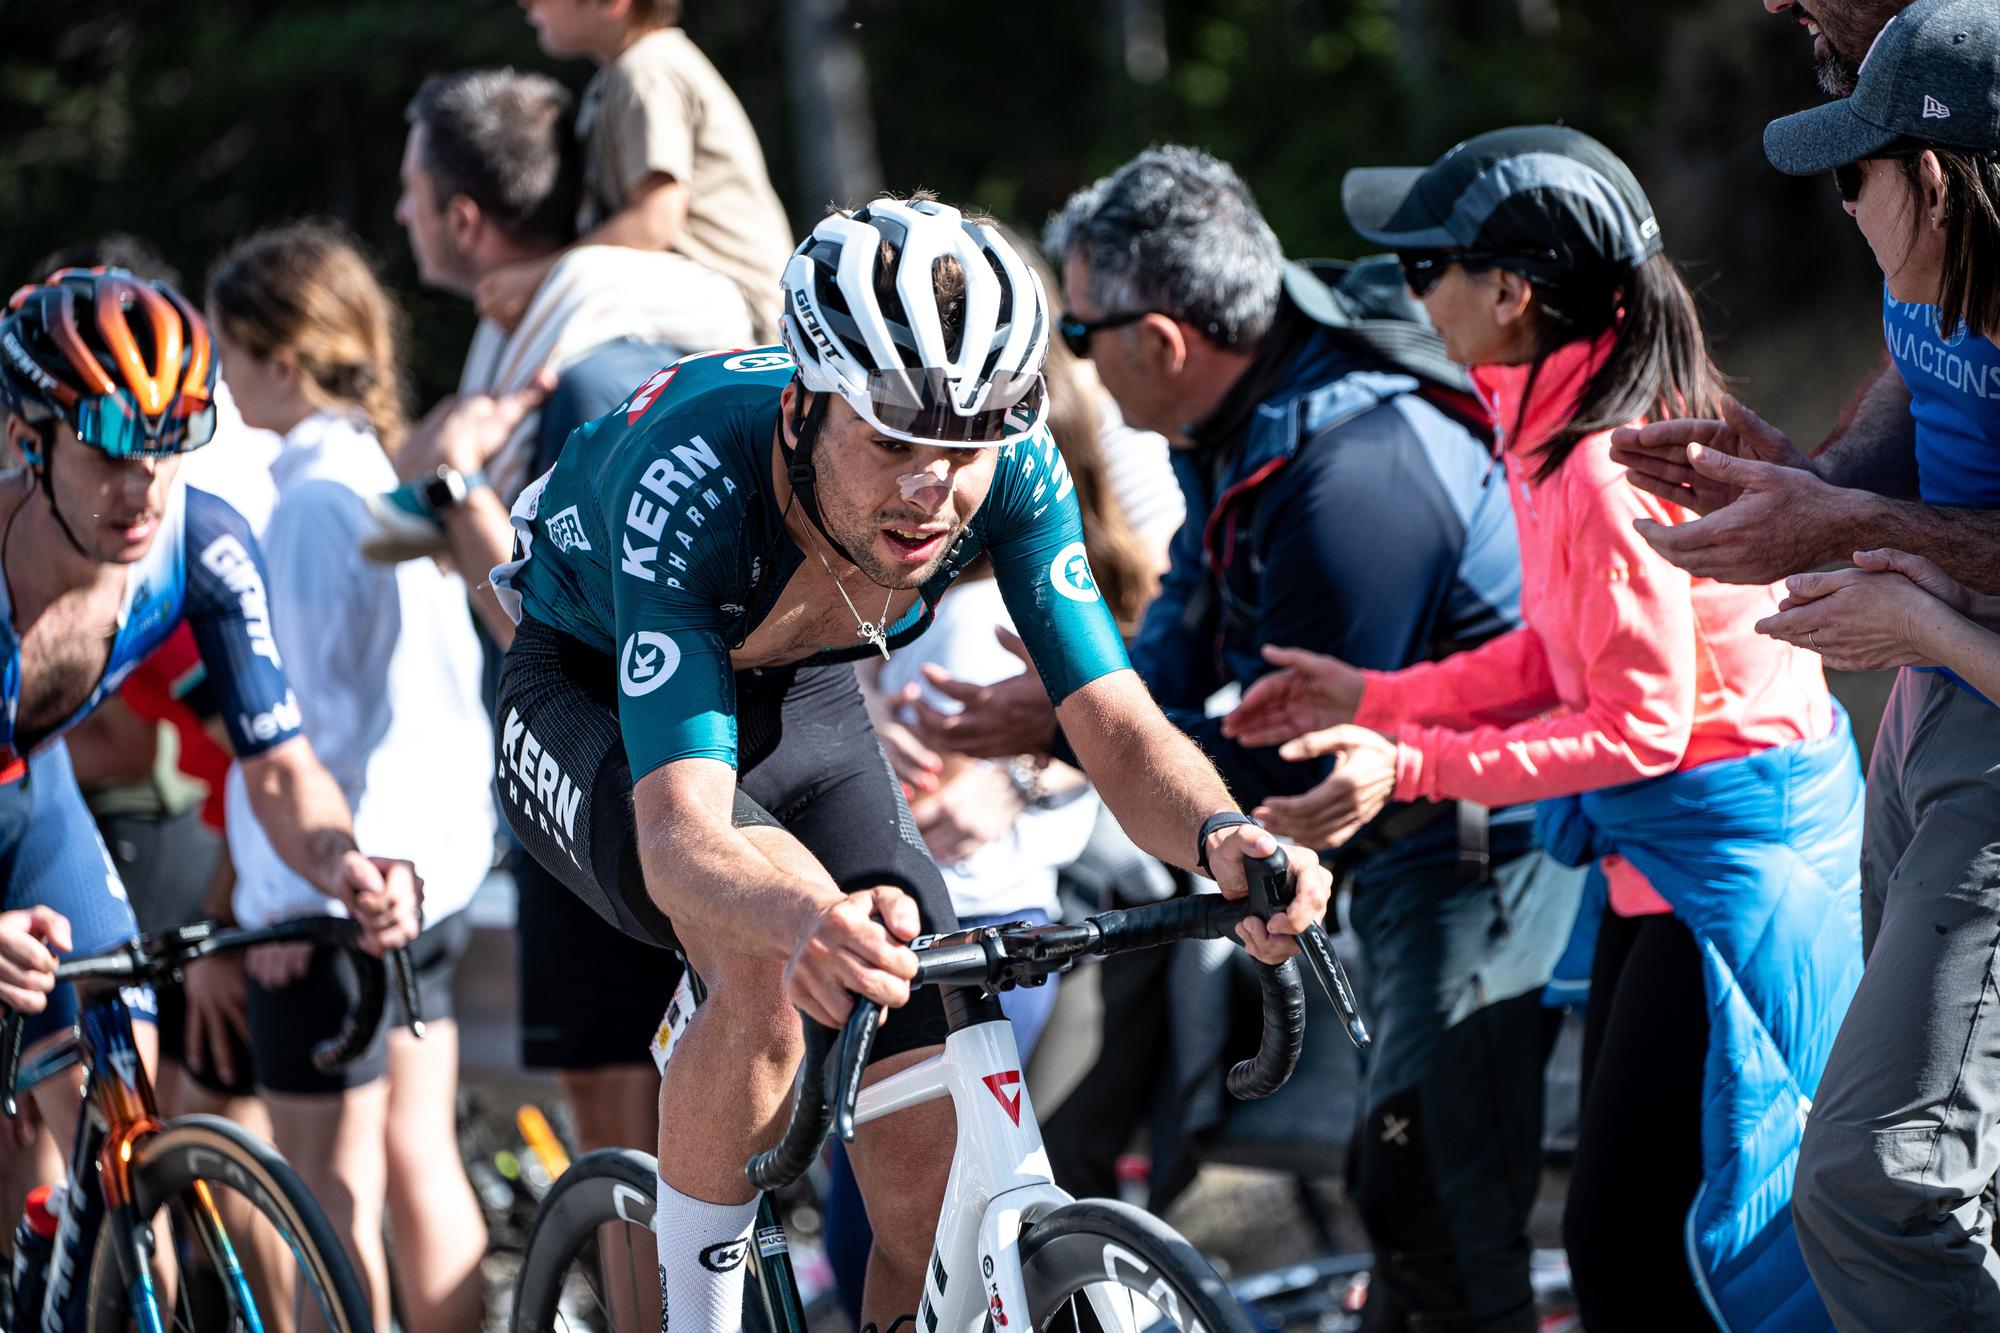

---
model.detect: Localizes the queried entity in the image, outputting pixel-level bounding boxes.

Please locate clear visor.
[73,388,217,458]
[851,367,1047,448]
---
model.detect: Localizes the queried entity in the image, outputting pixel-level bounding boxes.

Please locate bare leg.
[266,1081,391,1332]
[846,1051,956,1326]
[383,1021,487,1333]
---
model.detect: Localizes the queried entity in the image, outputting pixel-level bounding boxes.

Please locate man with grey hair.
[911,145,1584,1332]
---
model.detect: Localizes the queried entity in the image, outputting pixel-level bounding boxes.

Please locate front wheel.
[1017,1199,1255,1333]
[86,1114,372,1333]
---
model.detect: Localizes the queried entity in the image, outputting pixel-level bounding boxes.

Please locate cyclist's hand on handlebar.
[1204,825,1332,965]
[0,907,70,1015]
[336,854,423,954]
[784,887,922,1028]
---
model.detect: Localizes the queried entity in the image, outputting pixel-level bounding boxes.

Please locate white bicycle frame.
[855,1014,1185,1333]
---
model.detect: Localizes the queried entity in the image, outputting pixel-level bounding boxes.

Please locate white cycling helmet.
[780,198,1049,448]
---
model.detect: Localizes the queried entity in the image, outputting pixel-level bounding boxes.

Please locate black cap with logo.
[1341,125,1665,287]
[1765,0,2000,174]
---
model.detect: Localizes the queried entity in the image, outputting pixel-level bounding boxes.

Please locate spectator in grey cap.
[910,142,1587,1333]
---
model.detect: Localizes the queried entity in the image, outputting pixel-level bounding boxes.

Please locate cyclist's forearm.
[1060,673,1237,874]
[237,739,361,898]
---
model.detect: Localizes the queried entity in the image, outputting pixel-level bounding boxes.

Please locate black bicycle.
[512,849,1369,1333]
[0,916,421,1333]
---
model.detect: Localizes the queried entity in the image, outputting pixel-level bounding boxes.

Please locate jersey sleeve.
[181,488,303,757]
[602,426,746,779]
[982,430,1131,703]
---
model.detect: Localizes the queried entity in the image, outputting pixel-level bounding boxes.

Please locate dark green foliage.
[0,0,1886,427]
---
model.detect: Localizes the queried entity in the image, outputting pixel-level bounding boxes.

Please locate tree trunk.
[778,0,884,218]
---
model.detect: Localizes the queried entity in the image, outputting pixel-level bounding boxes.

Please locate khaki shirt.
[578,28,793,343]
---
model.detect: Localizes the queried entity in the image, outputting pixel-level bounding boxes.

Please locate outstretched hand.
[1248,725,1399,851]
[1223,645,1366,748]
[899,627,1057,759]
[1630,442,1852,585]
[1755,549,1966,672]
[1610,394,1814,516]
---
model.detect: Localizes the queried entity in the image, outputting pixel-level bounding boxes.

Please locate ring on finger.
[1809,630,1824,651]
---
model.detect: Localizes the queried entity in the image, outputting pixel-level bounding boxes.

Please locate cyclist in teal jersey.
[492,197,1332,1332]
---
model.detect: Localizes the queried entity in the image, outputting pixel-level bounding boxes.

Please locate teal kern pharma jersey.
[503,347,1131,782]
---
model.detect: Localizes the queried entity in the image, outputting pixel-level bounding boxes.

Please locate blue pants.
[0,743,151,1045]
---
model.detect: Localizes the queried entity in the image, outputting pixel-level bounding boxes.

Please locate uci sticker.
[1048,541,1099,603]
[619,631,681,696]
[722,351,794,373]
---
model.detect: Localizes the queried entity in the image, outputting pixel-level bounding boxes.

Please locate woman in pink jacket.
[1227,127,1860,1331]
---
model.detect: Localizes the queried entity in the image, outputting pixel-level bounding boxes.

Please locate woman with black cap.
[1225,125,1865,1331]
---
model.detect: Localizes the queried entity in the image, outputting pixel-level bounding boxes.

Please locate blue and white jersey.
[0,479,302,774]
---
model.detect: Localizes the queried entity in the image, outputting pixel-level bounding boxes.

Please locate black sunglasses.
[1833,149,1926,204]
[1058,309,1157,359]
[1398,249,1559,298]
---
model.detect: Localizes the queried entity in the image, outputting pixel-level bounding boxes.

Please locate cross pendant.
[860,623,889,659]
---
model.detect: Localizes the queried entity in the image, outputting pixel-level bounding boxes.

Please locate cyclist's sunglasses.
[1058,309,1159,359]
[71,387,217,458]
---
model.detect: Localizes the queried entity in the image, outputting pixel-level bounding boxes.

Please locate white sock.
[654,1175,759,1333]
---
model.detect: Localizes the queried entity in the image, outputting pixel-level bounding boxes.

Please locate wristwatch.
[420,465,488,512]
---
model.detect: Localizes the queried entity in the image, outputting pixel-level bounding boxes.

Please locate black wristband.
[1196,811,1261,876]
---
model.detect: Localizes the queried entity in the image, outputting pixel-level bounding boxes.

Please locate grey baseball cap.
[1341,125,1664,283]
[1765,0,2000,174]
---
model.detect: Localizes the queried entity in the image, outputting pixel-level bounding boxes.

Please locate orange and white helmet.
[0,267,217,459]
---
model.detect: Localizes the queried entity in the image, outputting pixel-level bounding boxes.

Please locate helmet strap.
[780,387,867,571]
[32,442,98,562]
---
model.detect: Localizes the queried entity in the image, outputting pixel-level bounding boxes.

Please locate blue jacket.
[1128,263,1527,871]
[1537,711,1866,1333]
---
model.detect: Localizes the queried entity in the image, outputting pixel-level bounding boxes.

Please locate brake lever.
[0,1012,22,1119]
[1245,846,1371,1050]
[390,947,424,1039]
[831,999,880,1144]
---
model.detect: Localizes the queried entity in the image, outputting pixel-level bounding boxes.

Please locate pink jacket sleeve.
[1388,459,1697,807]
[1354,627,1560,731]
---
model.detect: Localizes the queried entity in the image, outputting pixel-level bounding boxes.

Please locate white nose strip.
[897,470,949,501]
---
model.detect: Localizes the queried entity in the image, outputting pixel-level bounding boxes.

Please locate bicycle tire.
[84,1114,371,1333]
[1014,1199,1256,1333]
[512,1147,662,1333]
[512,1149,784,1333]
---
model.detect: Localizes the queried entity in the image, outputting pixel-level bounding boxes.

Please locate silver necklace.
[798,522,896,659]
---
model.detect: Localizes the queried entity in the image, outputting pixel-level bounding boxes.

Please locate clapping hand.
[1609,394,1815,516]
[1755,549,1969,672]
[1245,726,1400,851]
[899,627,1058,760]
[1222,645,1366,747]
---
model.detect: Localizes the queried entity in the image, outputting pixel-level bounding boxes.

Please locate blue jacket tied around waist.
[1537,709,1864,1333]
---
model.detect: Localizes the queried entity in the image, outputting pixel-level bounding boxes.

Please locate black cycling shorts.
[515,845,685,1070]
[494,616,953,1062]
